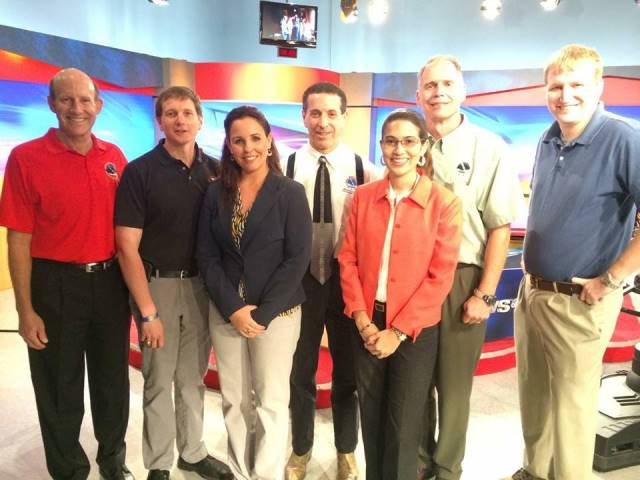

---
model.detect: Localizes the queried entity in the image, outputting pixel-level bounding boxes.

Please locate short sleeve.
[114,161,146,228]
[0,149,36,233]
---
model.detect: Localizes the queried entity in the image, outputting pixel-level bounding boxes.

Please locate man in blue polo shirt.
[506,44,640,480]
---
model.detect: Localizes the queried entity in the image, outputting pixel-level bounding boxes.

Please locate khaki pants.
[514,275,622,480]
[419,265,485,480]
[135,276,211,470]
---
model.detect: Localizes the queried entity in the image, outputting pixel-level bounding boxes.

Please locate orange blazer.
[338,175,462,340]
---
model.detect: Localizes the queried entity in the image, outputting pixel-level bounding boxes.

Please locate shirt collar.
[433,114,469,154]
[374,173,431,209]
[156,139,203,166]
[44,128,107,155]
[543,104,606,147]
[306,142,345,167]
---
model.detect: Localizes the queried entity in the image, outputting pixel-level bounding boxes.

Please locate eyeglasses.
[381,136,422,149]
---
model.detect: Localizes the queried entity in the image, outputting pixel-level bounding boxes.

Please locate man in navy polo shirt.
[506,44,640,480]
[0,68,133,480]
[115,87,231,480]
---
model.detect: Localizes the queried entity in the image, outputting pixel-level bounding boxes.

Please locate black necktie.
[310,156,334,284]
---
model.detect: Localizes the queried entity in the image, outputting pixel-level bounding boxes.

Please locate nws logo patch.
[105,162,119,182]
[343,176,357,194]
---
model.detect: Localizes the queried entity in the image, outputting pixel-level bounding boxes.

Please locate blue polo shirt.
[524,106,640,282]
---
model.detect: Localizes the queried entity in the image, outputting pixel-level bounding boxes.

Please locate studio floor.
[1,288,638,480]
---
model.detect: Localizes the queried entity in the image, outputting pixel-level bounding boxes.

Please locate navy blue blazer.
[197,171,312,327]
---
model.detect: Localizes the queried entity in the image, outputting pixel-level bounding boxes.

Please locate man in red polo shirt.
[0,68,134,480]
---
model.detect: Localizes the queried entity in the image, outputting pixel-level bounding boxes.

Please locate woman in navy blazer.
[197,106,311,480]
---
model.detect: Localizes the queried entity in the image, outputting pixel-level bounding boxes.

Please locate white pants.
[209,302,301,480]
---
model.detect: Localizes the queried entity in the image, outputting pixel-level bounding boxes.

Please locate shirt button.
[182,166,187,171]
[389,278,396,283]
[392,249,399,254]
[395,224,400,228]
[559,156,564,161]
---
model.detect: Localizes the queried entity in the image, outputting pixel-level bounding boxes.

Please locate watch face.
[484,295,497,306]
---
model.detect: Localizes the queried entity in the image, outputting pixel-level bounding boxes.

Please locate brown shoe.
[337,452,358,480]
[285,450,312,480]
[503,468,538,480]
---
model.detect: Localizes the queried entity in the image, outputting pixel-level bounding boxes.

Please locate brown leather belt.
[529,274,582,296]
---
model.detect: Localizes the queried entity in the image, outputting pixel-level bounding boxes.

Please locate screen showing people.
[260,1,317,47]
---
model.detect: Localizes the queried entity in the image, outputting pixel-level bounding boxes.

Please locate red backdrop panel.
[195,62,340,102]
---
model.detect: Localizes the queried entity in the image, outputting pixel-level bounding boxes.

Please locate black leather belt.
[151,268,199,279]
[374,300,386,312]
[71,257,117,273]
[529,274,582,296]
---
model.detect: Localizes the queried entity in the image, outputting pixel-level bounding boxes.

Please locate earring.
[267,147,273,157]
[417,155,426,167]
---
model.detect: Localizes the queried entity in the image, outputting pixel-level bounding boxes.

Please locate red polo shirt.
[0,128,127,263]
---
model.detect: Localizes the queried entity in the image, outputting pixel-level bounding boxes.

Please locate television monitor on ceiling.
[260,1,318,48]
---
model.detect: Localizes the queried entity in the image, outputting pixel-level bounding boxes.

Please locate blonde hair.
[417,55,463,87]
[544,44,603,84]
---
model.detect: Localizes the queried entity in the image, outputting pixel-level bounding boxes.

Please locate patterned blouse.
[232,190,300,317]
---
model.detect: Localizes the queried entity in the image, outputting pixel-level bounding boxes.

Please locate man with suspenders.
[285,82,378,480]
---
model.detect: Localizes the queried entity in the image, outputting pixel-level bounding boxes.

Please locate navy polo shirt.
[524,106,640,282]
[115,140,219,270]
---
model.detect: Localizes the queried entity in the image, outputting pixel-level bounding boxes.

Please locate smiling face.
[416,59,466,125]
[302,93,346,154]
[226,116,273,177]
[157,96,203,149]
[545,60,603,139]
[48,69,102,146]
[381,119,427,182]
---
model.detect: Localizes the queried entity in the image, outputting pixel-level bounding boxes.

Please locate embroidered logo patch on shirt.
[105,162,119,182]
[456,162,470,174]
[343,176,357,194]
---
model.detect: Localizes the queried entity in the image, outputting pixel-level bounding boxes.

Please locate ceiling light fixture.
[540,0,561,11]
[340,0,359,23]
[367,0,389,25]
[480,0,502,20]
[148,0,169,5]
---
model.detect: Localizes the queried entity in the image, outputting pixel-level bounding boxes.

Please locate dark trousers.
[354,308,438,480]
[29,259,131,480]
[289,264,359,455]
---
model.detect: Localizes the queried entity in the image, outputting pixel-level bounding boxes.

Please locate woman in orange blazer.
[338,109,462,480]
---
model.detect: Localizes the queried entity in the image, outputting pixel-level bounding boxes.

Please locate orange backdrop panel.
[195,62,340,102]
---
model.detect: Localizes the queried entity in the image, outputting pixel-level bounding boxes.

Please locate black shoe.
[100,464,136,480]
[147,470,170,480]
[177,454,233,479]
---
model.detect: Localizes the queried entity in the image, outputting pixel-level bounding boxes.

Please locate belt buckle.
[84,262,99,273]
[179,270,187,279]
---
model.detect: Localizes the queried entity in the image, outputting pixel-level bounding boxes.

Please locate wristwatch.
[391,327,408,342]
[599,270,623,290]
[473,288,497,307]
